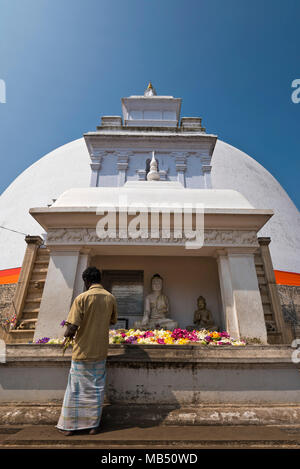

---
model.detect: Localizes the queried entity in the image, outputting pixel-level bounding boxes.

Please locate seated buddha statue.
[186,295,218,331]
[134,274,178,330]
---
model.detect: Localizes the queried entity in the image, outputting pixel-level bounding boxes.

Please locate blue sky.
[0,0,299,208]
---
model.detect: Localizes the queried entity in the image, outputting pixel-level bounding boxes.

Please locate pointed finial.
[147,152,160,181]
[144,82,157,97]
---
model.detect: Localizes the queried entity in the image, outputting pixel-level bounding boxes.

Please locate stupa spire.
[144,82,157,97]
[147,152,160,181]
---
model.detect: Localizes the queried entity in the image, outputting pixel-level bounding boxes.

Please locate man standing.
[56,266,118,436]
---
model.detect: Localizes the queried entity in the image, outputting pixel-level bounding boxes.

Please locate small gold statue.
[186,295,218,331]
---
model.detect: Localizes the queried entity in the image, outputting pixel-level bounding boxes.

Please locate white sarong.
[56,359,106,431]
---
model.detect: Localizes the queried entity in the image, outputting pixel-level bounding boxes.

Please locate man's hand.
[64,323,78,339]
[63,324,78,347]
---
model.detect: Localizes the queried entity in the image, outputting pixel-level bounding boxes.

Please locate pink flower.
[157,338,165,345]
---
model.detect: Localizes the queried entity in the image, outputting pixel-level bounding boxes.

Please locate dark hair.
[82,267,101,284]
[152,273,162,280]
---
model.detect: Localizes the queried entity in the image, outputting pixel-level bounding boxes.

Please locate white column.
[34,250,81,341]
[227,249,268,343]
[216,250,240,340]
[202,165,212,188]
[72,249,91,300]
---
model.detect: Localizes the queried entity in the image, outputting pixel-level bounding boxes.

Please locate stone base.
[1,344,300,428]
[1,402,300,427]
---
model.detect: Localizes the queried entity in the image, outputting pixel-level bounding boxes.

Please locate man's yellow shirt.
[67,283,118,361]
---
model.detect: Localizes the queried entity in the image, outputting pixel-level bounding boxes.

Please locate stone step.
[24,298,42,304]
[36,253,50,262]
[28,282,45,294]
[8,329,34,343]
[31,273,47,281]
[258,277,267,285]
[262,297,271,304]
[37,259,49,263]
[34,259,49,265]
[21,311,39,320]
[32,267,48,274]
[22,308,40,314]
[0,424,299,449]
[16,318,37,327]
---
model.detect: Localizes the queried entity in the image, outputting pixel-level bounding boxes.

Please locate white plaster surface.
[211,140,300,274]
[0,137,299,274]
[0,138,90,270]
[227,252,268,342]
[51,183,254,210]
[34,250,81,341]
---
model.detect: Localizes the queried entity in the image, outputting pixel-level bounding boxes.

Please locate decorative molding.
[117,152,129,186]
[158,169,168,181]
[89,152,105,187]
[136,169,147,181]
[46,228,258,247]
[117,152,129,170]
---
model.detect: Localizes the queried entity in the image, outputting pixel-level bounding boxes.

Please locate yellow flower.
[164,338,174,344]
[177,338,189,344]
[211,332,220,339]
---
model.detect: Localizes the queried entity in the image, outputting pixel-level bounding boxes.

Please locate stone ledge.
[1,402,300,427]
[3,344,299,369]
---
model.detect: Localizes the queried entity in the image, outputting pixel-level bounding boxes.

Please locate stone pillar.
[10,236,44,322]
[72,249,91,300]
[216,248,268,343]
[215,250,240,340]
[33,249,82,341]
[227,249,268,343]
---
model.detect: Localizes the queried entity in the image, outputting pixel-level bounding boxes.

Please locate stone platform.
[1,344,300,426]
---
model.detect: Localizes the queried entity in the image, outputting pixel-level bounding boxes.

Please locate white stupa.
[0,86,299,279]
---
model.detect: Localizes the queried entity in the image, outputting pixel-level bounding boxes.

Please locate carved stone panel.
[46,228,258,247]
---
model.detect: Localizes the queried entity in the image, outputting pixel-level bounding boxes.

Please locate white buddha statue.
[134,274,178,330]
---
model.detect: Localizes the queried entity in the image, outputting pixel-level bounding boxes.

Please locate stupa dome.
[0,137,299,275]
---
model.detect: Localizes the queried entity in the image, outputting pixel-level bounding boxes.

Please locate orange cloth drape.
[0,267,21,285]
[0,267,299,286]
[274,270,300,286]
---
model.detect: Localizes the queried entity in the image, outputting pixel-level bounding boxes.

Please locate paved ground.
[0,424,300,449]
